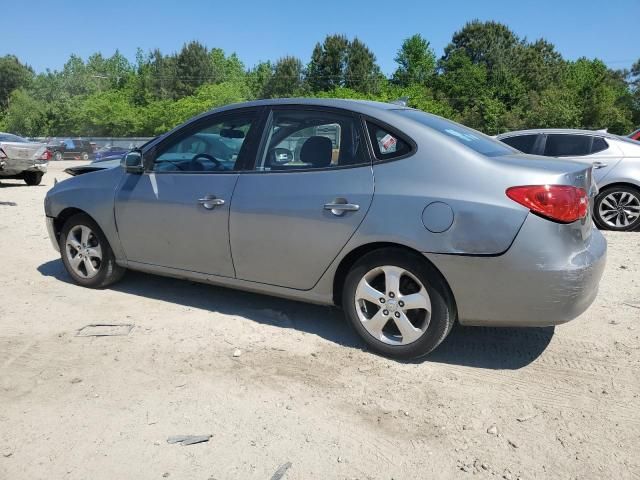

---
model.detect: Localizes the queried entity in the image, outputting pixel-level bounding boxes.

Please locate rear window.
[544,134,591,157]
[396,109,514,157]
[0,133,27,143]
[500,134,537,154]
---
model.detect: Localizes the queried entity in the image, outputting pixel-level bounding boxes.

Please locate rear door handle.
[593,161,608,169]
[198,195,225,210]
[324,199,360,216]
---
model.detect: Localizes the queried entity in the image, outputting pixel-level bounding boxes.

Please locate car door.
[542,133,622,182]
[229,106,374,290]
[114,108,262,277]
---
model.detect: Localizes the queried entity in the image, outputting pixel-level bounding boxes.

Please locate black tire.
[54,151,63,161]
[23,172,43,186]
[342,248,456,359]
[81,152,89,161]
[593,185,640,232]
[59,213,126,288]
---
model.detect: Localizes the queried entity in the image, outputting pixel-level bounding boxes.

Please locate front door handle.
[198,195,225,210]
[324,198,360,216]
[593,161,608,169]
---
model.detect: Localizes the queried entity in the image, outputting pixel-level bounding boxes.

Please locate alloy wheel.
[354,265,432,346]
[65,225,103,279]
[598,190,640,229]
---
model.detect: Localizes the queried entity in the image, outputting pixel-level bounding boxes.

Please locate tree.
[0,55,33,110]
[442,20,521,69]
[306,34,349,91]
[175,41,213,97]
[246,61,273,99]
[263,56,304,98]
[0,89,47,136]
[392,34,436,87]
[344,38,381,93]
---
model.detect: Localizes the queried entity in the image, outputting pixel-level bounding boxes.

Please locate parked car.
[496,129,640,231]
[0,132,50,185]
[629,129,640,141]
[47,138,94,161]
[44,99,606,359]
[94,144,130,162]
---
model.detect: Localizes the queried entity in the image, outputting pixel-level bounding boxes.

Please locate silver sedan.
[0,132,49,185]
[44,99,606,359]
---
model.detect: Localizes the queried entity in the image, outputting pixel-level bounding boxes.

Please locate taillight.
[40,150,51,161]
[506,185,588,223]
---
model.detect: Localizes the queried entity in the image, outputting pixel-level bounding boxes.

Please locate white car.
[0,132,50,185]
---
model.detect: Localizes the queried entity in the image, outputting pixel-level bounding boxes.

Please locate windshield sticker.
[379,133,398,153]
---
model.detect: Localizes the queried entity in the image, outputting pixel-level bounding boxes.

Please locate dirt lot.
[1,161,639,480]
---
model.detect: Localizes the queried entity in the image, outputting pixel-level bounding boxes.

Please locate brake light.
[39,150,51,160]
[506,185,588,223]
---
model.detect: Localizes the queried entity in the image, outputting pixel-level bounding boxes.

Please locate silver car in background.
[496,129,640,231]
[0,132,49,185]
[44,99,606,359]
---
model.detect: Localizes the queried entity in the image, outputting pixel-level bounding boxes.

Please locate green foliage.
[1,26,638,137]
[392,34,436,87]
[0,55,33,109]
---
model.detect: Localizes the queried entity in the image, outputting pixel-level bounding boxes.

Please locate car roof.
[496,128,621,140]
[208,98,405,116]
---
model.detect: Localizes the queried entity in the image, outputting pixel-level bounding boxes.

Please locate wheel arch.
[52,207,95,241]
[597,181,640,194]
[331,241,455,308]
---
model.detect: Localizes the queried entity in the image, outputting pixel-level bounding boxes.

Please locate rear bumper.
[427,214,607,327]
[0,158,48,176]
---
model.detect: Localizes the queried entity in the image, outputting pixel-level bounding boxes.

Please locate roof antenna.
[389,97,409,107]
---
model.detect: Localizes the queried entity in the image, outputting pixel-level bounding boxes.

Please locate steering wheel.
[191,153,222,170]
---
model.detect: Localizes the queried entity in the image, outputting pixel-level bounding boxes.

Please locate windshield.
[396,109,515,157]
[0,133,28,143]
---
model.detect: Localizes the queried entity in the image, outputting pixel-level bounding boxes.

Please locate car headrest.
[300,136,332,168]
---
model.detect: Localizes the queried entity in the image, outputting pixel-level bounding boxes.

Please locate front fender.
[45,166,126,261]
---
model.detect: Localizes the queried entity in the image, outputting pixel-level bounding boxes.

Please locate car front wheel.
[594,186,640,231]
[59,213,126,288]
[54,151,62,161]
[81,152,89,161]
[342,248,456,359]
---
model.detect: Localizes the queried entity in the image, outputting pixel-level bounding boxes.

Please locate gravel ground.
[1,162,639,480]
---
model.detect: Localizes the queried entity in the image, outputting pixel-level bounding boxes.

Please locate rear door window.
[543,134,591,157]
[500,135,538,154]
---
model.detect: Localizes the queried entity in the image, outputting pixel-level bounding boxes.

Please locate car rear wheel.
[59,213,126,288]
[594,186,640,231]
[54,151,62,161]
[23,172,43,186]
[81,152,89,161]
[342,248,456,359]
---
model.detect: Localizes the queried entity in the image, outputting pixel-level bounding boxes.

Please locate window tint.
[543,134,591,157]
[396,109,513,157]
[256,109,367,171]
[501,134,537,154]
[590,137,608,154]
[366,122,412,160]
[153,113,255,173]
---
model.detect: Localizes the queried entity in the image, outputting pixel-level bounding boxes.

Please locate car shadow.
[38,259,553,370]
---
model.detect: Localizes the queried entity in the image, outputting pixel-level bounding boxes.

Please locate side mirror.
[123,150,144,174]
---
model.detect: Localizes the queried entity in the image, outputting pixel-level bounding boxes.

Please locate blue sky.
[2,0,638,74]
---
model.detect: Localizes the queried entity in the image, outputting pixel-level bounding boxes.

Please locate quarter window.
[501,134,537,154]
[543,134,591,157]
[590,137,608,154]
[256,110,367,171]
[366,122,412,160]
[152,113,256,172]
